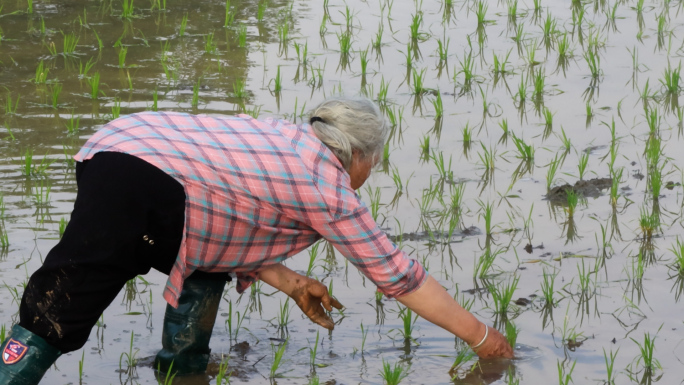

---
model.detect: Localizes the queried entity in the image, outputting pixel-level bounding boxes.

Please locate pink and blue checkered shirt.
[74,111,427,307]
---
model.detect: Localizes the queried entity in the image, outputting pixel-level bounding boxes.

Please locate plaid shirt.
[74,111,427,307]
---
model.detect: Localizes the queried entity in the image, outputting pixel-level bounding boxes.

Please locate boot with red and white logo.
[0,325,61,385]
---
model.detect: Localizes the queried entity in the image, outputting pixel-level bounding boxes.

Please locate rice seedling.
[50,83,62,109]
[293,41,308,65]
[430,91,443,119]
[204,33,217,55]
[179,13,188,36]
[512,23,525,43]
[372,23,384,50]
[492,49,512,75]
[411,68,428,95]
[337,31,352,57]
[565,190,583,217]
[78,350,85,383]
[59,217,68,238]
[269,339,288,378]
[380,360,409,385]
[543,108,554,137]
[515,74,527,103]
[449,349,476,379]
[430,150,453,182]
[545,154,561,191]
[510,133,534,161]
[477,143,495,174]
[319,13,328,36]
[271,65,282,93]
[65,113,80,136]
[419,135,430,161]
[644,136,661,172]
[118,330,139,376]
[462,122,472,145]
[33,60,49,84]
[224,300,245,341]
[360,321,369,353]
[474,247,503,278]
[649,167,662,200]
[4,93,19,116]
[474,0,489,27]
[92,29,103,50]
[256,0,266,21]
[61,31,79,57]
[78,57,96,79]
[540,268,558,306]
[638,205,659,240]
[397,306,418,340]
[376,77,390,105]
[118,46,128,68]
[557,359,576,385]
[112,97,121,120]
[359,46,369,77]
[237,24,247,48]
[214,355,231,384]
[477,200,495,236]
[584,47,601,78]
[630,332,661,376]
[278,20,290,47]
[506,0,519,20]
[365,185,382,221]
[532,67,545,100]
[455,51,476,87]
[498,118,509,144]
[190,78,201,108]
[609,167,623,204]
[488,275,519,316]
[660,61,681,95]
[408,12,427,42]
[505,320,519,348]
[436,37,449,63]
[121,0,135,20]
[88,72,102,100]
[603,348,619,385]
[403,42,414,71]
[645,107,660,136]
[224,0,234,27]
[669,237,684,276]
[275,297,292,333]
[577,152,589,180]
[541,12,558,40]
[45,41,58,57]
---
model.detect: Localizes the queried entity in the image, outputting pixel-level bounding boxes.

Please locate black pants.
[19,152,228,353]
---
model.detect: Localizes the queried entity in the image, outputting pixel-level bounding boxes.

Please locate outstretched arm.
[396,275,514,359]
[258,263,343,330]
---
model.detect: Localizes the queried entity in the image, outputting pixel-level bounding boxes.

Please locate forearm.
[257,263,302,296]
[396,275,485,346]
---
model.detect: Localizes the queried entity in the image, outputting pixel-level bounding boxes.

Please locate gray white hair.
[308,97,389,171]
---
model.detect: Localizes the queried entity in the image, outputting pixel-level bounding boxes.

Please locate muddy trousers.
[17,152,230,356]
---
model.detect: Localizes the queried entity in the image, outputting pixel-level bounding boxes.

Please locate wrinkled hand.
[290,277,344,330]
[472,326,515,359]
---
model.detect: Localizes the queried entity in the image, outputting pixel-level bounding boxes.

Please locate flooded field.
[1,0,684,384]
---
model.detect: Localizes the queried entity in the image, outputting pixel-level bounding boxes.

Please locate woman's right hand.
[472,326,515,359]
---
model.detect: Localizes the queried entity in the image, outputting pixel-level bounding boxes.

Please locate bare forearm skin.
[396,275,486,346]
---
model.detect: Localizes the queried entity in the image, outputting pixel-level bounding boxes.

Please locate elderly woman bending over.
[0,97,512,385]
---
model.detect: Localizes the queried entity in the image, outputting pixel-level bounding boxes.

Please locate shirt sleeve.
[312,204,428,298]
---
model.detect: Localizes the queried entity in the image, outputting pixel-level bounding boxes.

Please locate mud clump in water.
[545,178,612,202]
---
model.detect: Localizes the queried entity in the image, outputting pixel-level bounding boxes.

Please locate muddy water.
[1,0,684,384]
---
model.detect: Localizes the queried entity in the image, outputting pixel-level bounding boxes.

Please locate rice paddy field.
[1,0,684,384]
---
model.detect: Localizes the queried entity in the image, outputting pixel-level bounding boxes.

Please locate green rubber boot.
[0,325,61,385]
[154,278,225,376]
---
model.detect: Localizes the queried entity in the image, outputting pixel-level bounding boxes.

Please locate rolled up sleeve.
[313,205,428,298]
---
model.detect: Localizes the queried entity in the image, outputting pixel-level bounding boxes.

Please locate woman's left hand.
[289,277,344,330]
